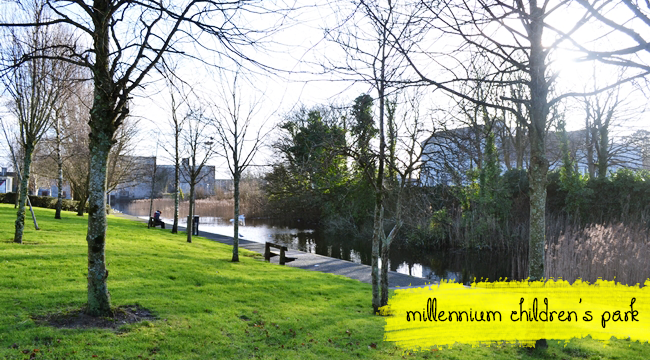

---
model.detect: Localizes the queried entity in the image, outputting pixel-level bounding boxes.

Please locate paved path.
[114,213,431,289]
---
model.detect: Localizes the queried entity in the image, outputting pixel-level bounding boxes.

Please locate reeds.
[546,220,650,286]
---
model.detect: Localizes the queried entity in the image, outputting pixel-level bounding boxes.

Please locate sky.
[1,0,649,178]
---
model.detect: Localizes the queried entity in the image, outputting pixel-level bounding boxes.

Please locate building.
[112,156,157,199]
[420,126,650,186]
[111,156,216,200]
[0,167,14,193]
[37,180,72,199]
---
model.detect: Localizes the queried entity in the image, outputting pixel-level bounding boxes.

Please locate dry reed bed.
[546,222,650,286]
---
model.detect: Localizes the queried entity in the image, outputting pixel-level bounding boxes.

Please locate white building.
[420,127,650,186]
[0,167,12,193]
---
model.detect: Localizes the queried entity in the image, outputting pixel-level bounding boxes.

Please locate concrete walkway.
[114,213,431,289]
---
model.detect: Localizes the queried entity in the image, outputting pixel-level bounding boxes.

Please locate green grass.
[1,203,649,359]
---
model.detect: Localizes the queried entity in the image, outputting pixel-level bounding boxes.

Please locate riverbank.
[114,213,430,289]
[1,204,649,359]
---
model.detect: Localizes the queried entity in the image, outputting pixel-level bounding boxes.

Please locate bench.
[148,217,165,229]
[264,242,296,265]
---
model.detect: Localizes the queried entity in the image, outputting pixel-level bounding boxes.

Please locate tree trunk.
[148,158,156,226]
[172,135,179,234]
[14,143,34,244]
[528,5,550,348]
[598,125,608,179]
[85,134,112,317]
[77,176,89,216]
[232,171,240,262]
[55,117,63,219]
[527,2,549,283]
[371,202,383,314]
[386,101,397,182]
[77,197,86,216]
[14,180,19,208]
[585,116,595,178]
[371,58,387,314]
[380,209,390,306]
[187,182,195,243]
[516,122,524,169]
[380,239,389,306]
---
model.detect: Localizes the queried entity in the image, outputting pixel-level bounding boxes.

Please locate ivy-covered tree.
[266,107,348,222]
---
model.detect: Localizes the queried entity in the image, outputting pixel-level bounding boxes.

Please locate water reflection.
[114,199,528,283]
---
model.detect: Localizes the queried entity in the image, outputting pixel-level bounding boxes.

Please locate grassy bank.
[1,204,649,359]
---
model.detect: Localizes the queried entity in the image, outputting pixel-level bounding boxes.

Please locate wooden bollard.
[264,242,271,261]
[280,247,286,265]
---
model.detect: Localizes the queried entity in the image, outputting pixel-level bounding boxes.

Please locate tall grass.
[546,220,650,286]
[115,178,268,218]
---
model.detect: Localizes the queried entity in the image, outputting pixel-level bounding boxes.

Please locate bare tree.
[53,103,65,218]
[580,73,642,178]
[326,0,418,313]
[210,70,268,262]
[379,88,427,307]
[60,84,92,216]
[1,2,68,243]
[169,91,185,234]
[575,1,650,75]
[147,137,159,227]
[159,62,192,234]
[1,0,288,316]
[106,120,140,195]
[0,119,39,228]
[181,108,215,243]
[393,1,647,292]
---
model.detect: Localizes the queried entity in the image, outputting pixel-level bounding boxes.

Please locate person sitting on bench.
[151,210,165,228]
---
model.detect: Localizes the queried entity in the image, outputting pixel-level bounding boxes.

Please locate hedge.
[0,193,80,212]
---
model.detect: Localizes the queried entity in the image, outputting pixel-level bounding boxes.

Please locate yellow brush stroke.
[381,279,650,349]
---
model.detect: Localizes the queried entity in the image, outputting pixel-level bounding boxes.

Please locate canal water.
[113,199,526,283]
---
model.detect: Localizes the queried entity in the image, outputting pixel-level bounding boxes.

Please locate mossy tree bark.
[14,143,34,244]
[526,2,549,283]
[55,114,63,219]
[85,0,122,317]
[85,132,113,316]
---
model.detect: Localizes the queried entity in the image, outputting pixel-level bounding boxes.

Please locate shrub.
[0,193,79,212]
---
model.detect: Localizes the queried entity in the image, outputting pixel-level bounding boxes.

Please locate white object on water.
[229,214,246,226]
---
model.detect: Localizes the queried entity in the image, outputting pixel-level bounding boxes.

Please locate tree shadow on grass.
[2,240,40,245]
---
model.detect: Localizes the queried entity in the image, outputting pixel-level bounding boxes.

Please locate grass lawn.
[1,203,649,359]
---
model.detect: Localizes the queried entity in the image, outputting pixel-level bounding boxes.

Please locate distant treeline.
[264,166,650,250]
[261,99,650,251]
